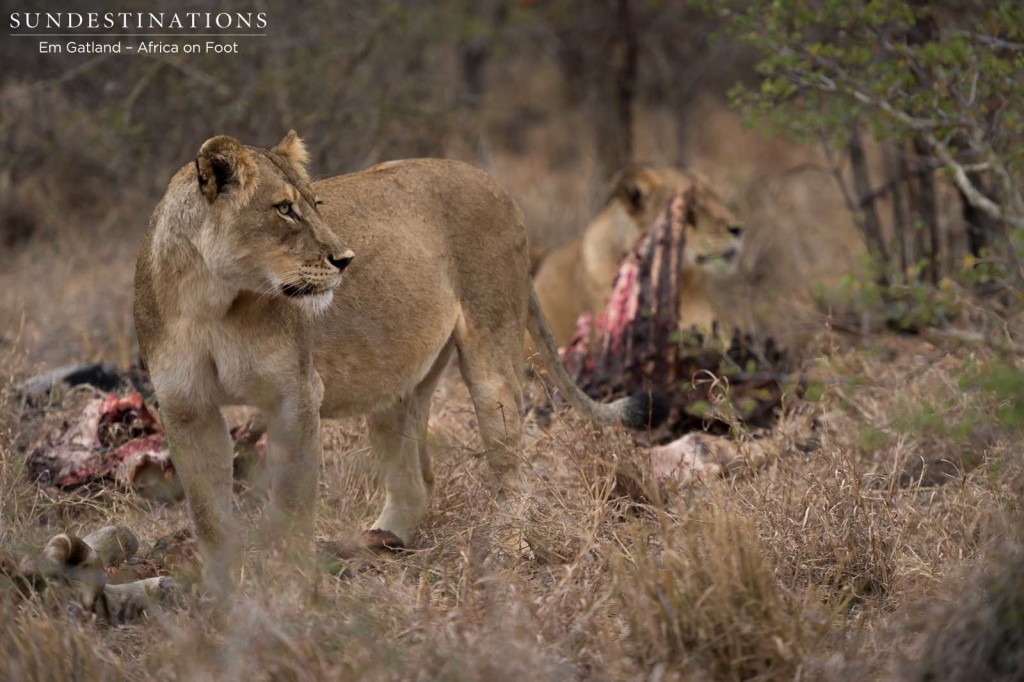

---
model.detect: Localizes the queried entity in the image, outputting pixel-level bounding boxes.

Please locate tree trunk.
[458,0,507,110]
[591,0,637,185]
[911,137,940,285]
[554,0,638,209]
[848,124,889,281]
[884,145,910,282]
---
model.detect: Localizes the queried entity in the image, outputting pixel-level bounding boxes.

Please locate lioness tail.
[526,287,667,430]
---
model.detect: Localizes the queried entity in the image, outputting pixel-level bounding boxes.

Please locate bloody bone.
[27,389,265,499]
[27,391,177,497]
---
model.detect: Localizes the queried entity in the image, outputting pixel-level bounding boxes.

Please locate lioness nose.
[728,225,743,238]
[328,250,355,272]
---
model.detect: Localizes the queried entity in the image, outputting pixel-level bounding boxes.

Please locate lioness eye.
[275,202,293,217]
[315,199,325,206]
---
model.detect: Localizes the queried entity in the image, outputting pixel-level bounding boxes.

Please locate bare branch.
[783,45,1023,229]
[924,130,1024,229]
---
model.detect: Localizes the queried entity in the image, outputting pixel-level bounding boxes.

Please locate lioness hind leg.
[454,332,523,480]
[454,323,532,560]
[367,339,455,547]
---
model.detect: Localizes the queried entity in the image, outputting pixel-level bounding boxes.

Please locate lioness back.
[311,159,531,417]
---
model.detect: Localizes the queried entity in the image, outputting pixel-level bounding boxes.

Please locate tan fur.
[272,129,310,168]
[532,166,743,348]
[134,133,654,595]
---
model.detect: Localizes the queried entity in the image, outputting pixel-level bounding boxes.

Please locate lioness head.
[193,131,351,315]
[679,172,743,276]
[598,166,743,275]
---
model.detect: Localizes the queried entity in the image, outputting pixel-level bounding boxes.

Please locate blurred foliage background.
[0,0,753,231]
[1,0,1021,364]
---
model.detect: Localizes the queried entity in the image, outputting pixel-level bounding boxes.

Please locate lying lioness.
[134,132,661,593]
[533,166,743,348]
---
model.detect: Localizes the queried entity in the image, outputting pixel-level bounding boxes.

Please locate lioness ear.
[272,130,310,169]
[609,165,649,214]
[196,135,256,203]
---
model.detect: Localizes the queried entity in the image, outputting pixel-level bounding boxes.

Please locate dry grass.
[616,510,826,680]
[2,321,1022,680]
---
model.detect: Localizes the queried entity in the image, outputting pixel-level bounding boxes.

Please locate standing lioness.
[134,132,660,592]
